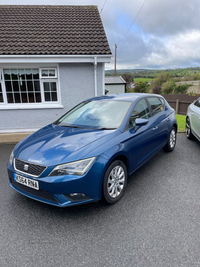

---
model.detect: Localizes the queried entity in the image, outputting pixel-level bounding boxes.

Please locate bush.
[162,81,176,94]
[174,84,188,94]
[134,81,147,93]
[153,72,169,87]
[192,73,200,80]
[152,85,162,94]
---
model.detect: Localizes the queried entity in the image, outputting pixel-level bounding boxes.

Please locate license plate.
[14,173,39,190]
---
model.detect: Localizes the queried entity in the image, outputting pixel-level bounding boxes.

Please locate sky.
[1,0,200,70]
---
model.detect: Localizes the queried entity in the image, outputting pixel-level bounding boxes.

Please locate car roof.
[86,93,163,102]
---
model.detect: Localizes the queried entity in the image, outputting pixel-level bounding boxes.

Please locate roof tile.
[0,5,111,56]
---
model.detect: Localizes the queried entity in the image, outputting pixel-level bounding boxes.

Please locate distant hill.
[105,69,155,74]
[105,67,200,77]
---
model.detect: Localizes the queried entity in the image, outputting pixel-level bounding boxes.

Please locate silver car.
[186,97,200,141]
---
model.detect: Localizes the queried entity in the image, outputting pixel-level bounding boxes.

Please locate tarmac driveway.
[0,133,200,267]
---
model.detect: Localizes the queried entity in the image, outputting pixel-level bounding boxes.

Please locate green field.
[134,78,154,83]
[176,114,186,132]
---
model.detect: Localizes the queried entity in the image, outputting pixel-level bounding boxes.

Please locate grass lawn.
[176,114,186,132]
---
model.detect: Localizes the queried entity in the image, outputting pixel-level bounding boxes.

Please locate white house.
[0,5,112,133]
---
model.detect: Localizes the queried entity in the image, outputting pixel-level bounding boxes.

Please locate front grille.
[14,158,46,177]
[11,177,58,203]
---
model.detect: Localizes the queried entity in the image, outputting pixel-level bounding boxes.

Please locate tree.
[122,73,133,92]
[122,73,132,84]
[134,81,147,93]
[153,72,169,87]
[162,81,176,94]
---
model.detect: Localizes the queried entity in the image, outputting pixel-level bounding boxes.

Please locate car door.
[191,99,200,138]
[146,97,170,148]
[125,97,170,173]
[125,98,155,173]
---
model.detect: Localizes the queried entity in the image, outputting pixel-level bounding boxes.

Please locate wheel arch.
[173,123,178,133]
[99,153,130,198]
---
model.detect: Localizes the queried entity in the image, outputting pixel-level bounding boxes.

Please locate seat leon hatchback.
[7,93,177,207]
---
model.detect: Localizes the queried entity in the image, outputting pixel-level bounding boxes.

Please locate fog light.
[65,193,91,202]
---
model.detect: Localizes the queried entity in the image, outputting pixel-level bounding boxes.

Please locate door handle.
[152,126,158,130]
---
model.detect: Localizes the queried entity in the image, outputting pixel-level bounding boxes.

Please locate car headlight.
[49,157,96,176]
[9,150,14,165]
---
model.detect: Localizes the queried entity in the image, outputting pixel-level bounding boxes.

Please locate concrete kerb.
[0,132,34,144]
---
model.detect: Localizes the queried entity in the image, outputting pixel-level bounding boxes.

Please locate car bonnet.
[14,123,120,166]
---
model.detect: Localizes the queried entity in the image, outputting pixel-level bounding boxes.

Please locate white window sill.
[0,103,64,110]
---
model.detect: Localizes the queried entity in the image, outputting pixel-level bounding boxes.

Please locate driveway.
[0,133,200,267]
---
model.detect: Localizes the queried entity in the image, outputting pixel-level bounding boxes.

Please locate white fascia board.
[0,55,112,64]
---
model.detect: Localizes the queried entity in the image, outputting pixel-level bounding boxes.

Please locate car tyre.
[102,160,127,204]
[186,117,194,140]
[163,126,176,152]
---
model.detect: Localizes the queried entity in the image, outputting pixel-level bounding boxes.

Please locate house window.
[40,68,57,78]
[4,69,41,104]
[43,81,58,102]
[40,68,58,102]
[1,68,59,106]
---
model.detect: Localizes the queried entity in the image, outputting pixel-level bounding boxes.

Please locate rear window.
[147,97,164,116]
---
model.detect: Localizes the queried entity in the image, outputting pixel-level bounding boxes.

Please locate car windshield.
[57,100,132,129]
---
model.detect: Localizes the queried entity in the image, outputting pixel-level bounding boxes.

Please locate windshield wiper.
[95,127,117,130]
[60,124,83,129]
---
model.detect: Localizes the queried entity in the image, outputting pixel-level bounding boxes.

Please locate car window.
[147,97,164,116]
[129,99,151,128]
[194,99,200,108]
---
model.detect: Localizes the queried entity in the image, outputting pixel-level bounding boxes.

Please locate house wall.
[105,84,125,94]
[59,63,104,112]
[0,62,104,132]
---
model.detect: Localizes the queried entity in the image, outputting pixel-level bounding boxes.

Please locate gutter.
[0,54,112,64]
[94,56,97,97]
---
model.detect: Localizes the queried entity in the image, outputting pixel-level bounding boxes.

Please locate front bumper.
[7,157,106,207]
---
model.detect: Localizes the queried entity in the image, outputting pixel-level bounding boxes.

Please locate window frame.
[128,98,151,129]
[0,65,62,109]
[0,68,6,104]
[39,68,57,79]
[40,78,59,103]
[146,96,165,117]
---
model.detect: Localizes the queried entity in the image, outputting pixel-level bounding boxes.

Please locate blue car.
[7,93,177,207]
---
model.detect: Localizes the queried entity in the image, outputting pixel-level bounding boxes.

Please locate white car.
[186,97,200,141]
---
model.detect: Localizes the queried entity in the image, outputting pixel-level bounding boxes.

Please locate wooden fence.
[162,94,200,115]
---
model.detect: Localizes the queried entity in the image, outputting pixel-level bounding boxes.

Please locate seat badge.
[24,164,29,171]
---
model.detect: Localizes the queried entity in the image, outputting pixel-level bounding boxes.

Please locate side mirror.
[135,118,148,127]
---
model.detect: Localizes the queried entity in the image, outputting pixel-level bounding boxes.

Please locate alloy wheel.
[169,129,176,148]
[186,118,191,137]
[107,165,125,199]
